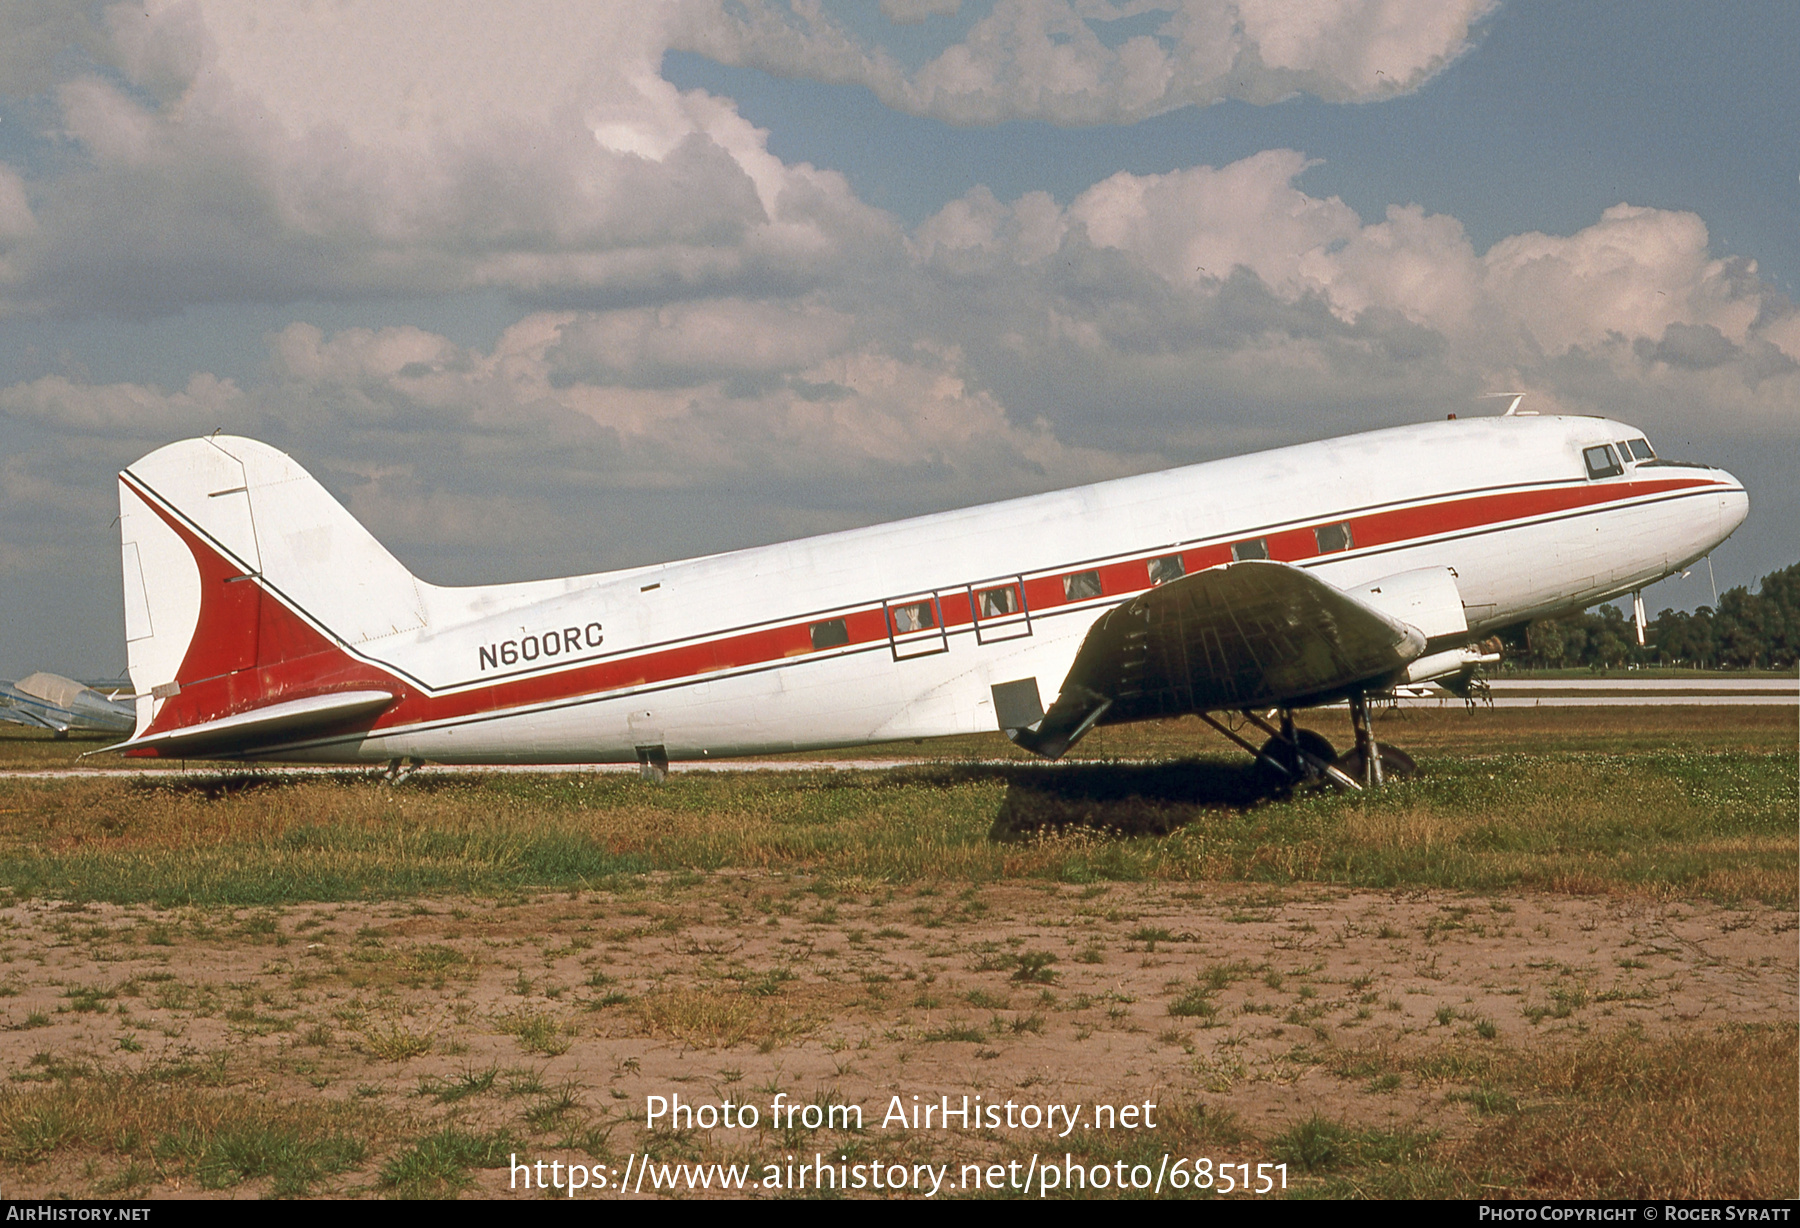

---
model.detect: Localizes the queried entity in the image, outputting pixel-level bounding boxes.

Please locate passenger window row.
[807,518,1367,650]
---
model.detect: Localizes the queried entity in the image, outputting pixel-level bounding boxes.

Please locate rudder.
[118,437,426,740]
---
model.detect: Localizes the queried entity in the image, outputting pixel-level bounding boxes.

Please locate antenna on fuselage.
[1481,392,1532,416]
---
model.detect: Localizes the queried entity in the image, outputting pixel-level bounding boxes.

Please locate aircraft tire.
[1258,729,1338,785]
[1335,742,1418,782]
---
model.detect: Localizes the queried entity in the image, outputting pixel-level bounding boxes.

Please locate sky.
[0,0,1795,680]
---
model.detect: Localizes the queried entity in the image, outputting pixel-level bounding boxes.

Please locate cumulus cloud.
[0,305,1140,587]
[880,0,964,23]
[903,152,1799,450]
[675,0,1495,125]
[0,0,894,315]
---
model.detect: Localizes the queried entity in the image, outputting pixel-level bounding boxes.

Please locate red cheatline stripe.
[129,472,1721,751]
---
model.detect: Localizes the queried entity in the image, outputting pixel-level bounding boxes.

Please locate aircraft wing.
[1010,560,1429,758]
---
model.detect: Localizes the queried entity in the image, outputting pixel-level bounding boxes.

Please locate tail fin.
[118,437,423,744]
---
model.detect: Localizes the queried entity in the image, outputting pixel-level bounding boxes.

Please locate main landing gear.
[1198,693,1416,791]
[1335,691,1417,788]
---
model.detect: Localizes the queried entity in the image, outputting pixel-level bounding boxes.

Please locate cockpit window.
[1622,438,1655,462]
[1583,444,1623,479]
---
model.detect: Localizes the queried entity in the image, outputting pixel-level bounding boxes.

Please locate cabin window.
[977,585,1020,618]
[1584,444,1623,479]
[1063,570,1102,601]
[1148,554,1185,586]
[1623,438,1655,462]
[1231,538,1269,562]
[891,601,936,634]
[1313,522,1354,554]
[809,618,849,650]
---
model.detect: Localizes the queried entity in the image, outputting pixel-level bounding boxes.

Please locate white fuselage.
[118,415,1749,763]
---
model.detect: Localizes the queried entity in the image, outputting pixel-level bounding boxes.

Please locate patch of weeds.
[97,1160,155,1196]
[504,1068,551,1099]
[379,1128,517,1199]
[1010,951,1058,985]
[1270,1115,1436,1174]
[494,1007,571,1057]
[155,1124,365,1196]
[922,1023,988,1043]
[358,1019,436,1061]
[1200,961,1256,990]
[633,989,792,1050]
[744,968,796,998]
[1525,982,1592,1025]
[556,1125,615,1160]
[1452,1087,1518,1115]
[8,1053,92,1091]
[419,1065,499,1104]
[62,985,117,1014]
[1167,986,1218,1021]
[525,1081,583,1132]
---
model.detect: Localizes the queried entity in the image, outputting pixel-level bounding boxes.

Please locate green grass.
[0,1064,380,1196]
[154,1122,366,1195]
[974,1024,1797,1199]
[0,737,1788,905]
[1292,1024,1798,1199]
[378,1128,517,1199]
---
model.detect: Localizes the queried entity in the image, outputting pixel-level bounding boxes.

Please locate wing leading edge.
[1008,560,1429,759]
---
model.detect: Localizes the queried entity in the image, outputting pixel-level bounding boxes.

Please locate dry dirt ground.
[0,875,1791,1197]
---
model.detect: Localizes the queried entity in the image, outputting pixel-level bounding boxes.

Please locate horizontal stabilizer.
[105,690,394,757]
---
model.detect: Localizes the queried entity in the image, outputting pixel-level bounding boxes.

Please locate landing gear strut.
[1201,701,1416,791]
[1350,691,1383,787]
[1334,691,1417,786]
[1200,709,1360,791]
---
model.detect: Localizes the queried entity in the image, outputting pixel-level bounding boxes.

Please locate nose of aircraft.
[1716,471,1750,544]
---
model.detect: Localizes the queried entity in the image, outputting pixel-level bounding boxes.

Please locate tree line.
[1520,562,1799,671]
